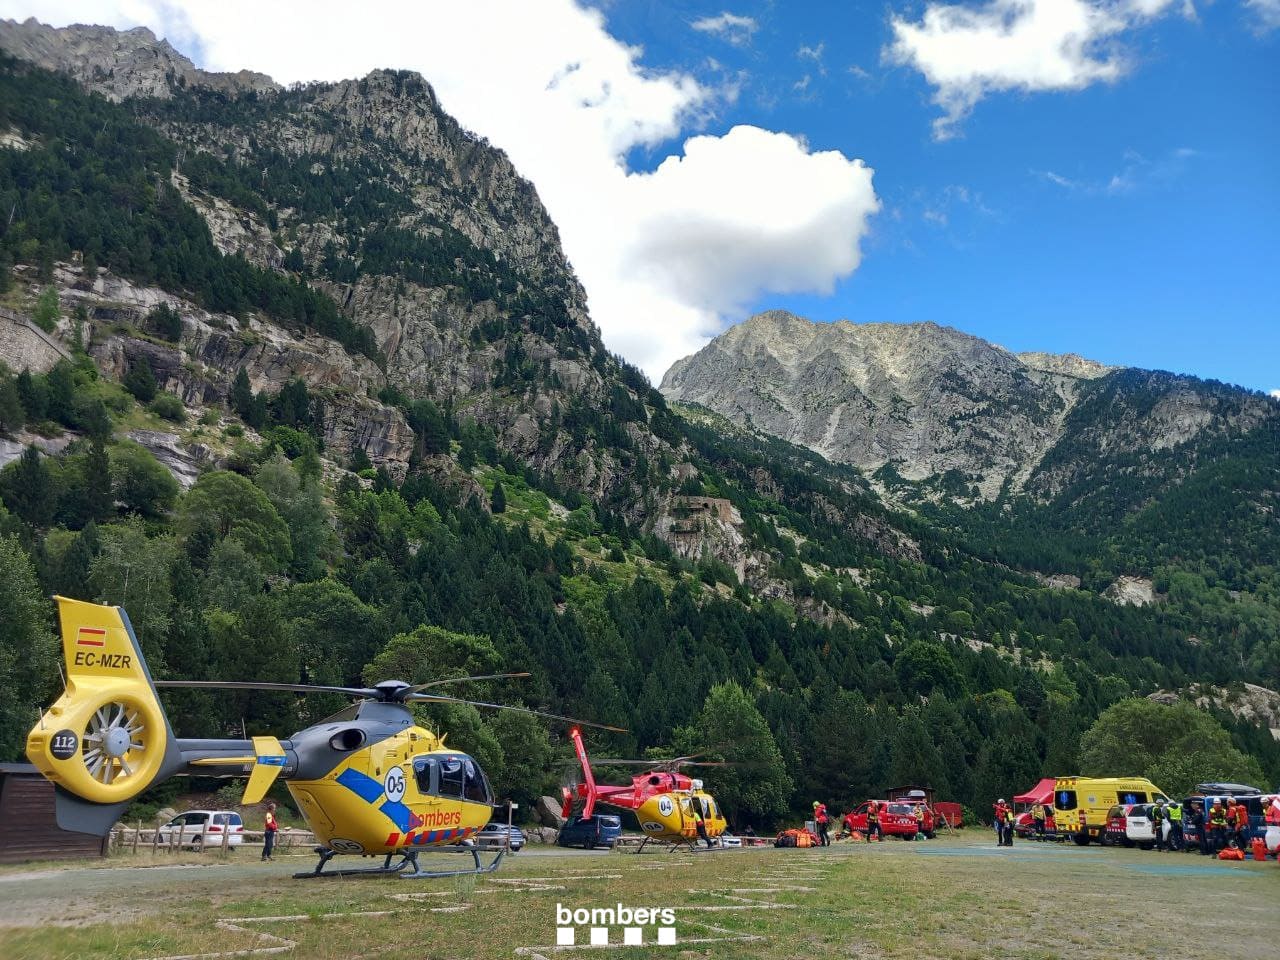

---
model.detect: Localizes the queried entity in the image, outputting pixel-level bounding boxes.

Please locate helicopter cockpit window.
[414,757,435,795]
[463,758,492,804]
[438,757,466,798]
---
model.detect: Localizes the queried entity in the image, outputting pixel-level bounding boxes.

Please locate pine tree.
[85,439,113,522]
[349,445,373,472]
[230,367,254,417]
[15,369,46,422]
[0,446,57,527]
[490,480,506,514]
[32,288,60,333]
[124,357,158,403]
[0,535,57,760]
[0,375,22,434]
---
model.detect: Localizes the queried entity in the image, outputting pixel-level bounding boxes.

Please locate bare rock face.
[663,311,1100,498]
[662,311,1276,504]
[171,172,284,272]
[0,18,276,101]
[1103,576,1158,607]
[1,20,663,503]
[58,266,415,475]
[1149,683,1280,741]
[125,430,207,489]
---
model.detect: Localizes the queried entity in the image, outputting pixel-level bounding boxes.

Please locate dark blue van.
[1181,794,1267,853]
[557,813,623,849]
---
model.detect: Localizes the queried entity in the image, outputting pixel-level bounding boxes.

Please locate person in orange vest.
[866,801,882,842]
[1229,797,1250,851]
[813,801,831,847]
[992,799,1009,846]
[1263,794,1280,858]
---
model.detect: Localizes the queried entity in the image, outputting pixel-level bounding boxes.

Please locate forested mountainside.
[664,312,1280,694]
[0,23,1275,828]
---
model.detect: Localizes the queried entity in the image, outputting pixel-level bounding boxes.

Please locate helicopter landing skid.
[295,845,505,880]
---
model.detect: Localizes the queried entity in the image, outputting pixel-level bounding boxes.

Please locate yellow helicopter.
[563,728,729,852]
[26,596,623,878]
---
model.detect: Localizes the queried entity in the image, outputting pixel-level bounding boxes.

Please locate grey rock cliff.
[1,19,672,504]
[662,311,1110,497]
[0,18,276,101]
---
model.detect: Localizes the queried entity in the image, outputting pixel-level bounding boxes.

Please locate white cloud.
[1245,0,1280,29]
[1038,147,1197,194]
[691,11,759,46]
[1270,389,1280,400]
[4,0,880,381]
[798,41,825,62]
[885,0,1184,138]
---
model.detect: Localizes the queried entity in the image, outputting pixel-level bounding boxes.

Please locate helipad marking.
[511,866,834,956]
[139,902,474,960]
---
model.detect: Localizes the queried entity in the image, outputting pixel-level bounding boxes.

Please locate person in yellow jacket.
[1208,798,1229,853]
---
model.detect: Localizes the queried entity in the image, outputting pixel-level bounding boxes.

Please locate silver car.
[156,810,245,849]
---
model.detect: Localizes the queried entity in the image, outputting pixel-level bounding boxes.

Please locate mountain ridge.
[661,309,1275,502]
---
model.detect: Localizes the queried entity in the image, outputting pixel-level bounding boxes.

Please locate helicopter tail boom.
[27,597,183,826]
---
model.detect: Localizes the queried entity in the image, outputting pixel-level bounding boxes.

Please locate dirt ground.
[0,832,1275,959]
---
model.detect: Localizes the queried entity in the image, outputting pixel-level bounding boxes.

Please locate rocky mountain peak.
[661,312,1128,498]
[0,17,277,101]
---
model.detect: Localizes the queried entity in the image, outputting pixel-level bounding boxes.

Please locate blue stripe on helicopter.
[256,756,287,766]
[334,768,413,832]
[379,799,413,832]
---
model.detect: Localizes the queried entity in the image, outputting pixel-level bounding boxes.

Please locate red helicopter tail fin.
[570,727,598,819]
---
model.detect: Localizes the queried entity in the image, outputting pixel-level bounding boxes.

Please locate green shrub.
[150,393,186,424]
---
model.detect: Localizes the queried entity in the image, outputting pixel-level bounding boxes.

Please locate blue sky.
[601,1,1279,391]
[7,1,1277,392]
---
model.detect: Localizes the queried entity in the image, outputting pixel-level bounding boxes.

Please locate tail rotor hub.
[82,702,148,785]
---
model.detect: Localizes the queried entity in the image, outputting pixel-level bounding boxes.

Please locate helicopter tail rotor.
[27,597,182,826]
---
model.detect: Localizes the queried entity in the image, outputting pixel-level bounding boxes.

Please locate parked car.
[157,810,244,849]
[1103,803,1131,846]
[473,822,526,851]
[843,801,924,839]
[1103,803,1157,849]
[715,833,743,848]
[557,813,622,849]
[1181,794,1268,851]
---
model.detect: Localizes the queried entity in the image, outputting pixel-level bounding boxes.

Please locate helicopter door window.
[462,759,492,804]
[438,757,465,798]
[414,757,436,795]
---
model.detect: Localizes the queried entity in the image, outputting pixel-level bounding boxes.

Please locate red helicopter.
[561,728,729,851]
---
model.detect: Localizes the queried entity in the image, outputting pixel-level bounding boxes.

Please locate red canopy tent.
[1014,778,1056,806]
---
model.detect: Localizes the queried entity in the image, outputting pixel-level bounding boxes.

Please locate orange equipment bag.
[1250,838,1267,861]
[1218,847,1244,861]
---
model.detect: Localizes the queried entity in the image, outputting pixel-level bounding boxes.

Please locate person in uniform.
[262,801,278,861]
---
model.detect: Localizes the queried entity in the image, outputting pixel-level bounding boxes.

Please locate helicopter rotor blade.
[407,692,627,733]
[406,672,532,693]
[155,680,377,698]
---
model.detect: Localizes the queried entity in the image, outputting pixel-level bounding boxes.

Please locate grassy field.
[0,832,1275,960]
